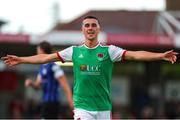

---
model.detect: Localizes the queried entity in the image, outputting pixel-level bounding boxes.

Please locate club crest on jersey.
[97,53,104,61]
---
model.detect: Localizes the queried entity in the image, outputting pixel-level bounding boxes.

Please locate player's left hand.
[162,50,178,64]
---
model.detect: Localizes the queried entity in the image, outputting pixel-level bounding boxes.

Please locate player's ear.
[81,24,85,33]
[97,24,100,33]
[81,22,84,30]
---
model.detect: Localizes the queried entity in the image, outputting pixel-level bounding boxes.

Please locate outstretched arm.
[124,50,178,64]
[1,53,59,66]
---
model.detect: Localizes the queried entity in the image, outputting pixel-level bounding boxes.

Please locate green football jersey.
[57,43,126,111]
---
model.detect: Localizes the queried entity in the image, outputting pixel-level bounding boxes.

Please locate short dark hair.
[38,41,52,54]
[83,16,100,24]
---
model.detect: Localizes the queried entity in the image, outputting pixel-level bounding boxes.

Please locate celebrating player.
[1,16,178,120]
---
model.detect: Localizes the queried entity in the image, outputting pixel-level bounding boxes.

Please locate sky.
[0,0,165,34]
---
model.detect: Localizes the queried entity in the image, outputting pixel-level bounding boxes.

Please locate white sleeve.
[52,64,64,79]
[108,45,126,62]
[57,46,73,62]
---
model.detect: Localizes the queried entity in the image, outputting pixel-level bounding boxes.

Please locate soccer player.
[24,41,73,119]
[1,16,178,120]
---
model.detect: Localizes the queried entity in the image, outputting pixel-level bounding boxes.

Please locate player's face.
[82,18,100,41]
[37,46,44,54]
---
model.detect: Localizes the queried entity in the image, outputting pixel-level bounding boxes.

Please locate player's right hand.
[25,79,32,87]
[1,55,20,66]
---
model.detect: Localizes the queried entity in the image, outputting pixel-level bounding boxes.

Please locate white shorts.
[74,108,111,120]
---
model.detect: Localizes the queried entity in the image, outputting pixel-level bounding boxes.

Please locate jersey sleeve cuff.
[121,50,127,61]
[56,52,65,63]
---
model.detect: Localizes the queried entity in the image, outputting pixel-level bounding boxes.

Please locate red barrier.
[107,33,174,47]
[0,33,29,43]
[0,72,17,91]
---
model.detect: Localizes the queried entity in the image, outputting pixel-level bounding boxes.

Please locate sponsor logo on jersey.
[97,53,104,61]
[79,64,101,75]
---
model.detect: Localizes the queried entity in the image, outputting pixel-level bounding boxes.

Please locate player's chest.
[73,50,109,63]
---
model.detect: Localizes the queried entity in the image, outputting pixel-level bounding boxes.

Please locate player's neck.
[84,39,99,48]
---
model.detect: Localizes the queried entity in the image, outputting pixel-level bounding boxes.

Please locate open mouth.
[87,31,95,34]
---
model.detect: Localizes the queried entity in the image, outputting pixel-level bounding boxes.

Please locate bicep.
[57,46,73,62]
[108,45,126,62]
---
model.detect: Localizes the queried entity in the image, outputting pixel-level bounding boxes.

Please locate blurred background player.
[24,41,73,119]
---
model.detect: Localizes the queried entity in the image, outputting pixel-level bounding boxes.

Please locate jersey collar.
[83,42,100,49]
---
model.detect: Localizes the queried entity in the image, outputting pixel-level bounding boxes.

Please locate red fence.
[0,32,175,48]
[0,72,17,91]
[107,33,174,47]
[0,34,29,43]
